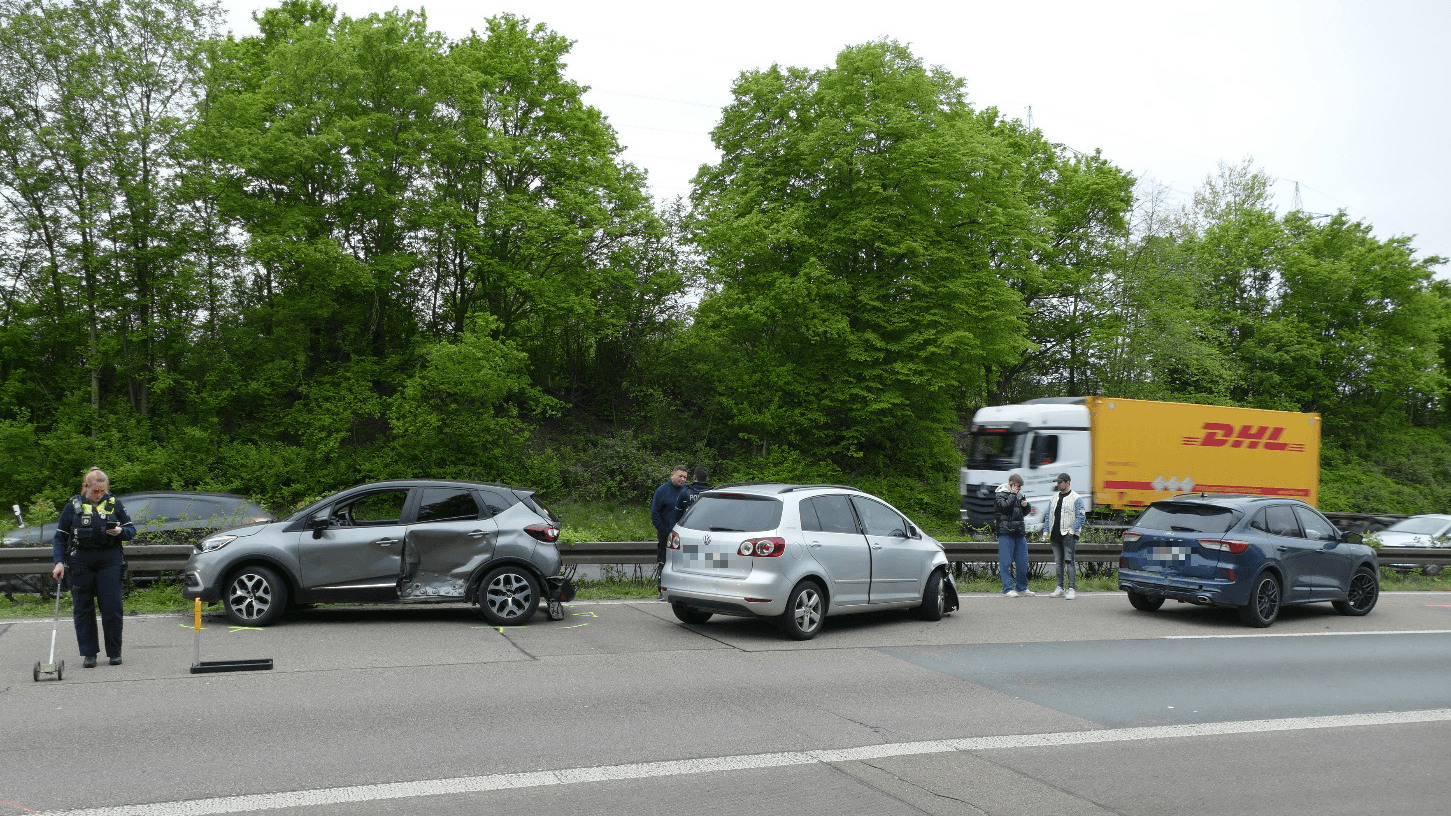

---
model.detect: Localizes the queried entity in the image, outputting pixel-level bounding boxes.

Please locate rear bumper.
[1119,569,1247,607]
[660,562,789,617]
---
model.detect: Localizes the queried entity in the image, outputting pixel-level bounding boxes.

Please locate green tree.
[688,41,1031,473]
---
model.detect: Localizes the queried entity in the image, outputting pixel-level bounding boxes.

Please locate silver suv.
[661,483,958,639]
[181,480,571,627]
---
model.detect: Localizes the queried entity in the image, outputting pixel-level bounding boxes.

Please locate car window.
[799,498,823,532]
[123,498,156,522]
[333,490,409,527]
[1029,434,1058,468]
[851,497,908,538]
[1249,509,1271,534]
[1293,506,1338,541]
[678,494,783,532]
[809,495,860,534]
[1265,505,1302,537]
[416,489,482,523]
[1136,503,1238,534]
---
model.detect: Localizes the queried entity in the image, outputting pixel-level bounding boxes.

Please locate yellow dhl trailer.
[958,396,1321,531]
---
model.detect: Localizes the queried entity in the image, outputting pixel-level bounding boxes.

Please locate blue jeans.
[997,533,1029,592]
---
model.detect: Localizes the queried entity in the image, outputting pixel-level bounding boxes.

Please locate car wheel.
[671,602,712,625]
[1423,565,1443,577]
[476,566,540,626]
[1332,566,1379,616]
[1238,572,1281,628]
[778,580,825,640]
[1127,591,1165,612]
[913,570,946,621]
[224,565,288,627]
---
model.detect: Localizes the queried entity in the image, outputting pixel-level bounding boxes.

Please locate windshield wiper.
[1170,525,1198,532]
[709,526,745,532]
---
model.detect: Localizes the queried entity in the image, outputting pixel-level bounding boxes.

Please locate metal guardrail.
[5,541,1450,577]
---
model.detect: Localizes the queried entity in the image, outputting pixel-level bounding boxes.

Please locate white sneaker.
[1004,590,1019,598]
[1049,586,1065,598]
[1065,588,1076,600]
[1020,588,1036,597]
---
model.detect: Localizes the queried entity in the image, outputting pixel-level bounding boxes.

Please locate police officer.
[50,468,135,667]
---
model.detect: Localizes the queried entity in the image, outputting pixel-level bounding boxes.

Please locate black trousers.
[68,547,124,658]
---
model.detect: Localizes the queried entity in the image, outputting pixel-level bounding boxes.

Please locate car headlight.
[198,534,236,553]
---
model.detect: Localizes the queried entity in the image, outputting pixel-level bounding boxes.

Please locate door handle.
[809,542,822,548]
[468,530,487,539]
[375,538,399,547]
[871,543,883,550]
[1276,546,1289,552]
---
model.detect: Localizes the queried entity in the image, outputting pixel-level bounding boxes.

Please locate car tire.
[671,602,712,625]
[1238,572,1281,628]
[778,580,825,640]
[476,566,541,626]
[1423,565,1443,577]
[913,570,946,621]
[223,565,288,627]
[1127,591,1165,612]
[1332,566,1379,616]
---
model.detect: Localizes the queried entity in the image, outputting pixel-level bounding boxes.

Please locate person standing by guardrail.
[50,468,135,668]
[650,466,689,577]
[1044,473,1086,600]
[995,474,1033,597]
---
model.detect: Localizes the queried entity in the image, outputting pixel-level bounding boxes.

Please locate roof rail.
[777,484,861,494]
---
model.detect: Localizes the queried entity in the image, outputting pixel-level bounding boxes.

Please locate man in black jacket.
[994,473,1033,597]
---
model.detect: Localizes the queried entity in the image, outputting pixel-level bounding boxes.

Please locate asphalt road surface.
[2,590,1449,815]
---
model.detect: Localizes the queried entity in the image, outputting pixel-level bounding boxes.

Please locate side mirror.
[307,515,331,538]
[1344,531,1363,545]
[907,524,919,539]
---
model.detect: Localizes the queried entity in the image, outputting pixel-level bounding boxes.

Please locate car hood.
[1377,531,1450,548]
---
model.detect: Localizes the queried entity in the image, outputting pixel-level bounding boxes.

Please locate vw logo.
[702,534,712,546]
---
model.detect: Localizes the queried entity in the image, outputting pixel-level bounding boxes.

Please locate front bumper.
[181,568,220,602]
[1119,569,1247,607]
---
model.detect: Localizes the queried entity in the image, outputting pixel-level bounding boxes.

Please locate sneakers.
[109,656,123,665]
[1049,586,1065,598]
[1004,590,1019,597]
[1020,588,1036,597]
[83,656,97,669]
[1065,588,1076,600]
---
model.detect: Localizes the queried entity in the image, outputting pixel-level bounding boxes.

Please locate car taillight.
[668,532,681,550]
[737,537,786,557]
[524,523,560,543]
[1200,538,1249,554]
[1122,532,1142,543]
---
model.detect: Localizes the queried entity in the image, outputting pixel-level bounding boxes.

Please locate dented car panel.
[181,479,568,627]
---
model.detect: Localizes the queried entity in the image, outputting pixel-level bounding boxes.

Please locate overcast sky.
[220,0,1451,265]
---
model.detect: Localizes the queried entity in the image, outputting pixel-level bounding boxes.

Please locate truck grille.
[961,483,997,527]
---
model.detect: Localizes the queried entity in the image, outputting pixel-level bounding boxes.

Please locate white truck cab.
[959,397,1092,533]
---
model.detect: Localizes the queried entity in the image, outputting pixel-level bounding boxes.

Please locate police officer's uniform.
[52,493,135,665]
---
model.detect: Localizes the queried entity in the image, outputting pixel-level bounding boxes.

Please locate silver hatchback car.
[661,483,959,639]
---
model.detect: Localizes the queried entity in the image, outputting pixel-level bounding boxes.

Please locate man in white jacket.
[1043,473,1086,599]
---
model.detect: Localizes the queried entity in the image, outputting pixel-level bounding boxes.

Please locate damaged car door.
[399,487,499,601]
[300,488,412,603]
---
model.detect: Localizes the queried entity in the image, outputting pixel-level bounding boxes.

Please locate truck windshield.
[962,430,1026,469]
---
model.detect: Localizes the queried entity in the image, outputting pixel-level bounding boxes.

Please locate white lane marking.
[1164,629,1451,639]
[46,709,1451,816]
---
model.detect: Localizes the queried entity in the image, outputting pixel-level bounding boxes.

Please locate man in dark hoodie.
[994,473,1033,597]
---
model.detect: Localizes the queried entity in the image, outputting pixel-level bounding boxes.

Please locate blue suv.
[1119,494,1379,627]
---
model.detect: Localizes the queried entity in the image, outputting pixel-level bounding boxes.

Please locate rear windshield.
[679,495,783,533]
[1135,503,1240,535]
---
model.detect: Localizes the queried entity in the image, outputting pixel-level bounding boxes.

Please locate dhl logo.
[1181,423,1306,452]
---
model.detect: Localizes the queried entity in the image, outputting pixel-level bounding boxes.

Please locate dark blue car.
[1119,494,1379,627]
